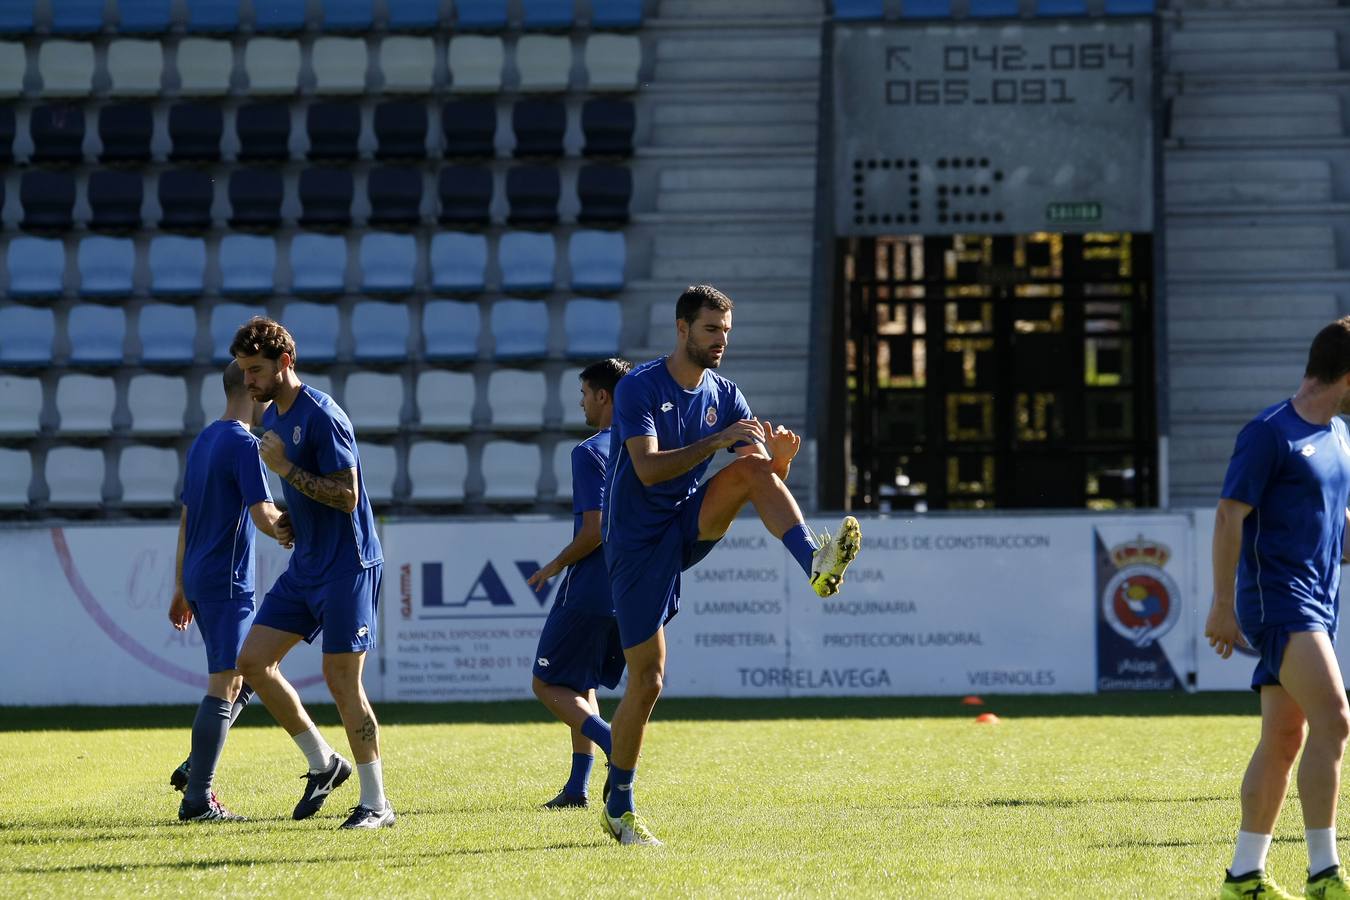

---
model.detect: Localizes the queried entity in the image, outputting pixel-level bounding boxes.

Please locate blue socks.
[229,683,255,726]
[606,765,636,818]
[185,695,234,806]
[564,753,594,798]
[781,523,818,577]
[580,714,612,757]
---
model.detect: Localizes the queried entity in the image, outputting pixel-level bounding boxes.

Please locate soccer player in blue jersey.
[230,317,395,830]
[526,358,631,809]
[168,360,293,822]
[600,285,861,845]
[1208,318,1350,900]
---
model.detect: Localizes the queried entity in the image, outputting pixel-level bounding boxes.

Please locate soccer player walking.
[169,361,293,821]
[600,285,860,845]
[231,317,394,830]
[1208,318,1350,899]
[526,358,631,809]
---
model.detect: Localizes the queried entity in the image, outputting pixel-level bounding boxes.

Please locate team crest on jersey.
[292,426,302,445]
[1101,536,1181,648]
[705,406,717,427]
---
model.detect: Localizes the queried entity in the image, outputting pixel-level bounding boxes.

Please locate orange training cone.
[961,695,984,706]
[975,713,1000,725]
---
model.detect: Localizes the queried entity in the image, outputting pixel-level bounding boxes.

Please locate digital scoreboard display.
[832,19,1155,236]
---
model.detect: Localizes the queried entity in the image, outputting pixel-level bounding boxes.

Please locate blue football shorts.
[189,596,256,674]
[532,601,625,693]
[1242,619,1335,692]
[254,564,382,654]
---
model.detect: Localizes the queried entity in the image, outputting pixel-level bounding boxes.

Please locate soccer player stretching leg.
[1209,318,1350,899]
[231,317,395,830]
[601,285,860,845]
[526,358,631,809]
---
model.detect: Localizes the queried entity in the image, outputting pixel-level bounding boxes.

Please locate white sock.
[1232,831,1273,876]
[1308,827,1340,874]
[357,758,387,810]
[292,726,335,773]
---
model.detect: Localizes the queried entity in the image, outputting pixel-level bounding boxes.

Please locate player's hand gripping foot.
[1308,866,1350,899]
[339,803,396,830]
[292,753,353,820]
[179,792,247,822]
[1221,869,1299,899]
[810,515,861,598]
[542,789,588,809]
[601,807,664,846]
[169,757,190,792]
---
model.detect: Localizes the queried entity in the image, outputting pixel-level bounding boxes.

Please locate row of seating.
[0,33,643,96]
[6,230,625,297]
[5,164,632,232]
[0,297,621,366]
[0,437,582,507]
[0,1,645,35]
[6,97,635,163]
[832,0,1152,17]
[1,366,601,438]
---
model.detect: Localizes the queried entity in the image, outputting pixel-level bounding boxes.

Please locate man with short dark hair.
[1208,317,1350,899]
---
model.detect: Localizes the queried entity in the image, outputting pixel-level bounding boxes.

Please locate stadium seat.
[517,35,572,92]
[900,0,951,17]
[577,164,631,224]
[98,103,153,163]
[252,0,307,32]
[499,232,556,293]
[0,448,31,507]
[77,236,136,297]
[20,170,76,231]
[0,42,24,97]
[117,0,175,33]
[127,374,189,435]
[564,298,620,358]
[107,39,163,95]
[219,234,277,296]
[175,38,234,95]
[313,37,368,93]
[506,166,561,226]
[344,373,403,434]
[486,370,546,427]
[449,36,504,92]
[359,232,417,293]
[68,306,127,366]
[228,168,284,229]
[387,0,441,29]
[423,299,481,361]
[969,0,1018,15]
[321,0,376,30]
[168,103,224,162]
[0,305,55,366]
[584,35,640,91]
[359,442,397,503]
[236,102,292,161]
[582,98,633,157]
[416,370,475,430]
[138,303,198,365]
[244,37,302,95]
[1104,0,1154,11]
[88,171,145,231]
[442,99,497,157]
[210,304,266,363]
[119,445,180,505]
[281,302,340,364]
[455,0,508,30]
[833,0,884,17]
[512,99,565,157]
[30,104,87,164]
[381,36,436,92]
[51,0,105,34]
[186,0,240,31]
[491,299,549,360]
[0,105,13,162]
[430,232,489,293]
[1034,0,1086,12]
[437,165,493,226]
[591,0,643,28]
[7,237,66,298]
[352,301,410,362]
[289,233,348,294]
[0,5,34,33]
[481,440,541,502]
[551,439,572,498]
[568,230,625,292]
[149,235,207,295]
[368,167,424,226]
[298,167,355,228]
[45,447,106,506]
[374,101,428,159]
[522,0,573,30]
[157,169,215,230]
[306,102,361,159]
[0,376,42,437]
[407,441,468,502]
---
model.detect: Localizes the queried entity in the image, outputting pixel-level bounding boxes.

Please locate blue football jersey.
[180,420,272,602]
[554,429,612,616]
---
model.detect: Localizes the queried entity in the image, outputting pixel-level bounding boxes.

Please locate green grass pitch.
[0,693,1320,898]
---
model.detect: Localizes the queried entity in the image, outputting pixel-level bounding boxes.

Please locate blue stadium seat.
[98,103,153,163]
[290,233,348,294]
[442,99,497,158]
[7,237,65,299]
[0,306,55,366]
[491,299,549,360]
[582,98,634,157]
[281,302,340,364]
[375,101,429,160]
[253,0,308,31]
[149,235,207,296]
[138,303,198,365]
[158,170,214,230]
[592,0,642,28]
[211,304,267,363]
[220,234,277,296]
[68,305,127,366]
[368,167,424,226]
[568,230,625,293]
[455,0,508,30]
[88,171,145,231]
[388,0,440,29]
[1035,0,1087,13]
[437,165,493,226]
[564,298,620,358]
[833,0,883,18]
[577,164,631,224]
[30,105,86,165]
[423,300,481,361]
[20,171,77,231]
[306,102,361,159]
[185,0,239,31]
[430,232,488,294]
[51,0,106,34]
[900,0,950,16]
[498,232,556,293]
[237,103,292,161]
[352,301,410,362]
[1104,0,1154,12]
[117,0,175,32]
[299,167,354,228]
[506,166,560,226]
[78,236,136,297]
[359,232,417,294]
[168,103,223,162]
[522,0,573,30]
[228,168,284,229]
[969,0,1018,15]
[0,4,34,33]
[320,0,375,30]
[513,99,565,158]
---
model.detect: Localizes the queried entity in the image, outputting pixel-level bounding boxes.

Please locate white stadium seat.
[46,446,106,505]
[416,370,475,430]
[481,439,540,502]
[0,448,31,506]
[56,374,116,436]
[0,376,43,437]
[344,372,404,434]
[119,445,180,505]
[128,374,188,436]
[359,442,397,504]
[408,440,468,502]
[486,370,546,429]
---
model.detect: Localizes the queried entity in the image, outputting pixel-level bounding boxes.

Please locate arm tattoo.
[360,713,377,743]
[283,465,358,511]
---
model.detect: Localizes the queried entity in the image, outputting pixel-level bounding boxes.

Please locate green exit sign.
[1046,201,1102,224]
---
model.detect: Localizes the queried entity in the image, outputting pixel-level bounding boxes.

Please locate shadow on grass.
[0,693,1262,733]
